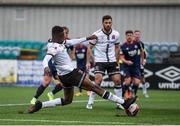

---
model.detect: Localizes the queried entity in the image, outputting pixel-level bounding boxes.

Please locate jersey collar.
[102,28,112,36]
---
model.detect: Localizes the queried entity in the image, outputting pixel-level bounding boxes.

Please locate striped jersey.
[90,29,120,62]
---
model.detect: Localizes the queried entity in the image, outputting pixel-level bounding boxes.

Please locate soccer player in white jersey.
[28,26,136,114]
[86,15,123,109]
[30,27,72,104]
[30,39,63,105]
[46,26,75,100]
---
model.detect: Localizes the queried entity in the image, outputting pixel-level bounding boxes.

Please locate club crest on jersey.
[112,35,115,39]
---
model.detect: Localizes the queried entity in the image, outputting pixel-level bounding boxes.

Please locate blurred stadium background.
[0,0,179,88]
[0,0,180,125]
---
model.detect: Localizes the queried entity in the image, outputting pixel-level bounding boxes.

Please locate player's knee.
[43,76,52,86]
[43,81,50,86]
[141,79,145,84]
[113,79,121,85]
[95,80,102,85]
[134,82,140,86]
[133,79,140,86]
[95,76,102,84]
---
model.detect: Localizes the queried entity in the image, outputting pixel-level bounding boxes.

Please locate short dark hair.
[134,30,141,33]
[62,26,69,32]
[52,26,64,36]
[102,15,112,22]
[125,30,133,35]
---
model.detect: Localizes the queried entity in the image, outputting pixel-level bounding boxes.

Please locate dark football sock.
[122,84,129,97]
[52,84,63,95]
[34,85,47,99]
[132,85,139,95]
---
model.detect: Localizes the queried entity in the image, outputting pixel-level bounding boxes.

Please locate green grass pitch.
[0,87,180,125]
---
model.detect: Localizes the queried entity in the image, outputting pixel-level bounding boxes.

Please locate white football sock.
[142,84,147,94]
[42,98,62,108]
[108,92,124,104]
[87,91,96,105]
[114,87,122,99]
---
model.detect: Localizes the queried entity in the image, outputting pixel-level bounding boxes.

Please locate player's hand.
[54,75,60,80]
[126,60,133,65]
[44,67,51,76]
[86,62,91,71]
[86,35,97,40]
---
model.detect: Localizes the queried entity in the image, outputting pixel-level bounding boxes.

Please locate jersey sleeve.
[144,48,148,59]
[47,46,58,56]
[141,42,145,49]
[140,42,147,59]
[89,32,97,45]
[42,54,53,69]
[139,42,145,50]
[114,32,120,45]
[138,42,144,51]
[65,38,86,47]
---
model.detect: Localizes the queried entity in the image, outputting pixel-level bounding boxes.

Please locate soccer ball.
[125,103,139,116]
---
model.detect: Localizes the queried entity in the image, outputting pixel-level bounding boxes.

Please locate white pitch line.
[73,99,106,103]
[0,99,107,107]
[0,118,135,125]
[0,103,29,107]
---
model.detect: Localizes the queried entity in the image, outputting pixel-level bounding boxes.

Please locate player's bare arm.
[140,46,145,66]
[86,44,94,70]
[115,44,120,64]
[120,54,133,65]
[42,54,53,75]
[66,35,97,46]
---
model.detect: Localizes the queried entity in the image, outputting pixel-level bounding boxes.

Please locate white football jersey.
[47,42,53,49]
[90,29,120,62]
[46,38,86,75]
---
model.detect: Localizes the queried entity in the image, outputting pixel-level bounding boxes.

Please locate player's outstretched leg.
[28,87,74,113]
[111,74,123,109]
[28,75,136,114]
[82,76,137,110]
[28,101,43,113]
[86,73,102,109]
[30,75,52,104]
[30,84,47,105]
